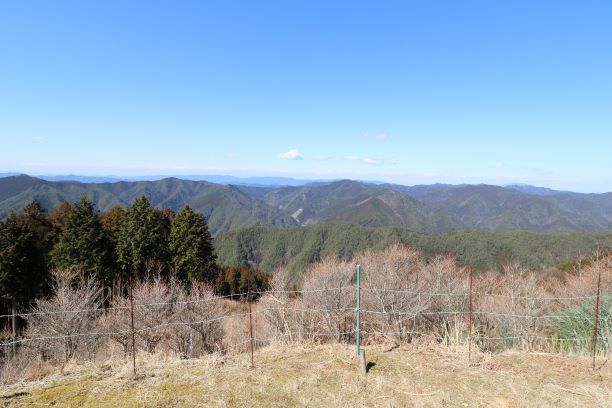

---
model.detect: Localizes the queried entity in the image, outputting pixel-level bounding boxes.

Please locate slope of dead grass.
[1,343,610,407]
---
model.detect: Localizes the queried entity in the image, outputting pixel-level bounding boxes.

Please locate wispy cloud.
[363,158,397,165]
[314,155,333,161]
[344,155,359,160]
[32,136,44,140]
[363,132,389,140]
[277,149,303,160]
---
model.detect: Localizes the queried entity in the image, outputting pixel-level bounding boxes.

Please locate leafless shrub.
[0,328,12,362]
[421,255,469,345]
[260,268,299,343]
[0,346,52,385]
[132,275,174,353]
[475,264,551,351]
[548,253,612,353]
[299,258,355,343]
[98,274,175,355]
[222,306,249,352]
[25,268,103,363]
[98,274,225,359]
[96,289,131,358]
[2,246,610,385]
[555,251,611,306]
[170,281,224,358]
[356,245,431,344]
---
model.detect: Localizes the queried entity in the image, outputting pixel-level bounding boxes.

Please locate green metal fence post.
[356,264,361,355]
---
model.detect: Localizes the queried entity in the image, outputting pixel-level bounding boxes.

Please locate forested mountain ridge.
[214,222,612,276]
[1,174,612,234]
[409,184,611,231]
[0,175,297,235]
[243,180,612,232]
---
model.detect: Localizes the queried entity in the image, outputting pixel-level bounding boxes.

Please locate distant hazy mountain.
[1,175,611,233]
[37,175,129,183]
[181,175,330,187]
[504,184,568,196]
[0,173,327,187]
[407,184,612,232]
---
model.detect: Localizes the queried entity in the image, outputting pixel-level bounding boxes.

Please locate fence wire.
[1,287,609,350]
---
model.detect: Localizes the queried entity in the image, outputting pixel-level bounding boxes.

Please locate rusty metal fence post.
[248,290,254,368]
[130,279,136,378]
[11,301,16,358]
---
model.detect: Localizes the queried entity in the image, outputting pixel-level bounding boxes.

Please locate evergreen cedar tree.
[0,205,50,310]
[116,196,171,279]
[115,196,217,283]
[169,205,217,282]
[20,201,54,251]
[50,196,113,285]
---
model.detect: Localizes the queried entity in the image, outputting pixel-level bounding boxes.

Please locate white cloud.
[344,155,359,160]
[363,158,381,165]
[32,136,44,140]
[277,149,303,160]
[363,158,397,165]
[314,155,333,161]
[362,132,388,140]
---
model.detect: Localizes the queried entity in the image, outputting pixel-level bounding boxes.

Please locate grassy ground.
[1,343,610,407]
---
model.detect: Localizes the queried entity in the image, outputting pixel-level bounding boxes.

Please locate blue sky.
[1,1,611,192]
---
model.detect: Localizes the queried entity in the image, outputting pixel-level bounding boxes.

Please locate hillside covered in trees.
[0,175,296,235]
[2,175,612,234]
[214,222,612,278]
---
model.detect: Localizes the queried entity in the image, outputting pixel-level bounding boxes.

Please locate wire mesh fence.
[1,257,610,383]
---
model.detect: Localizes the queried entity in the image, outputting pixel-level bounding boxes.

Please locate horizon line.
[1,171,610,195]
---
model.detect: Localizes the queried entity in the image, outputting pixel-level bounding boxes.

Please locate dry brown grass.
[1,342,609,407]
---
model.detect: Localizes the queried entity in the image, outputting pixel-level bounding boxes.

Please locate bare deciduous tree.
[357,245,432,344]
[300,259,355,343]
[260,268,296,343]
[132,274,173,353]
[26,268,103,363]
[171,281,224,357]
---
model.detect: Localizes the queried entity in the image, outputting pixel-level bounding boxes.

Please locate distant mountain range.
[1,174,611,235]
[0,173,327,187]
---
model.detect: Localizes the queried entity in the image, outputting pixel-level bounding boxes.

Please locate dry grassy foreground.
[0,344,610,407]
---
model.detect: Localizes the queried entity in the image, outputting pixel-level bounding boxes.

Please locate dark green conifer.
[169,205,217,282]
[0,212,43,308]
[50,197,111,283]
[116,196,169,279]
